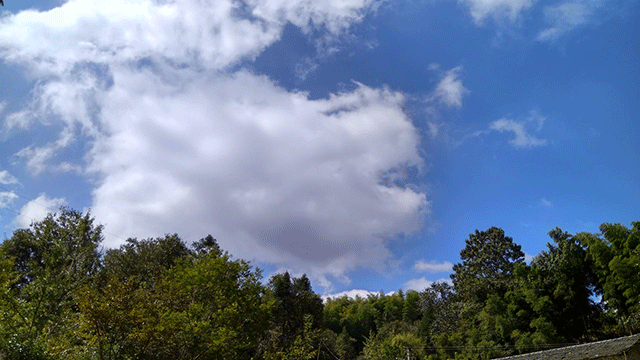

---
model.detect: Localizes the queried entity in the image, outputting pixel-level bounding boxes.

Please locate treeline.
[0,208,638,359]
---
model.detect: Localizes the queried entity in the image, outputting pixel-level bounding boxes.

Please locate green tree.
[343,297,379,352]
[526,228,601,341]
[451,227,525,304]
[577,222,640,332]
[77,235,270,359]
[362,321,424,360]
[419,282,459,341]
[260,272,324,359]
[100,234,192,285]
[403,290,421,323]
[323,296,353,334]
[153,249,270,359]
[334,326,356,360]
[381,290,404,323]
[0,208,103,358]
[445,227,526,360]
[323,295,378,354]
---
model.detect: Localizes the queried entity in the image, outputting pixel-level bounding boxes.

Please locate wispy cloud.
[489,111,548,148]
[537,0,604,41]
[538,198,553,207]
[413,260,454,273]
[0,171,19,211]
[295,58,320,81]
[0,171,19,185]
[434,66,469,108]
[422,65,469,144]
[14,127,77,175]
[404,277,452,291]
[0,192,18,209]
[459,0,536,24]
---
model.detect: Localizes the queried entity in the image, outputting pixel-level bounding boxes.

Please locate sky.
[0,0,638,296]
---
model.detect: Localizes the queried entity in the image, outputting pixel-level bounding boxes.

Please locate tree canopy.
[0,209,638,359]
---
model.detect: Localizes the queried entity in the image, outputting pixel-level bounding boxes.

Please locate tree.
[344,296,379,352]
[403,290,421,323]
[451,227,525,304]
[260,272,324,359]
[577,222,640,332]
[100,234,192,285]
[526,228,601,341]
[362,321,424,360]
[334,326,356,360]
[153,250,270,359]
[77,235,270,359]
[381,290,404,323]
[192,234,222,257]
[0,208,103,358]
[419,282,459,340]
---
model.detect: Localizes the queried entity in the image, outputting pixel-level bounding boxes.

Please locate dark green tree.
[381,290,404,323]
[77,234,270,359]
[451,227,525,304]
[192,234,222,257]
[335,326,356,360]
[403,290,421,323]
[323,295,378,354]
[526,228,601,342]
[0,208,103,358]
[419,282,459,340]
[100,234,192,285]
[260,272,324,359]
[577,222,640,333]
[362,321,424,360]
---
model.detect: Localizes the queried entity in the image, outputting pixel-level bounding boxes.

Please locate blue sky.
[0,0,638,296]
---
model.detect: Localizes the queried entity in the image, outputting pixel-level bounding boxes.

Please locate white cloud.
[322,289,378,300]
[528,110,546,132]
[248,0,379,34]
[459,0,536,23]
[489,118,547,148]
[537,0,603,41]
[12,194,67,229]
[4,109,35,130]
[0,171,19,211]
[14,127,78,175]
[0,171,19,185]
[524,252,535,264]
[0,0,382,165]
[88,71,427,284]
[404,277,451,291]
[0,0,377,78]
[426,122,441,139]
[0,192,18,209]
[295,57,320,81]
[434,67,468,108]
[539,198,553,207]
[0,0,425,287]
[413,260,453,273]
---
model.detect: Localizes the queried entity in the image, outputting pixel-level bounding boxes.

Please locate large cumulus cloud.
[0,0,427,286]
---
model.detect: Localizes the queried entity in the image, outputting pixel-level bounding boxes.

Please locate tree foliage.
[0,209,638,359]
[0,208,103,358]
[451,227,525,304]
[577,222,640,332]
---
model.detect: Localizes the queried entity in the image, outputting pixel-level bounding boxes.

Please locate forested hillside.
[0,208,638,359]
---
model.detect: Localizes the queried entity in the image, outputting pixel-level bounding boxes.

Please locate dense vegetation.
[0,208,638,359]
